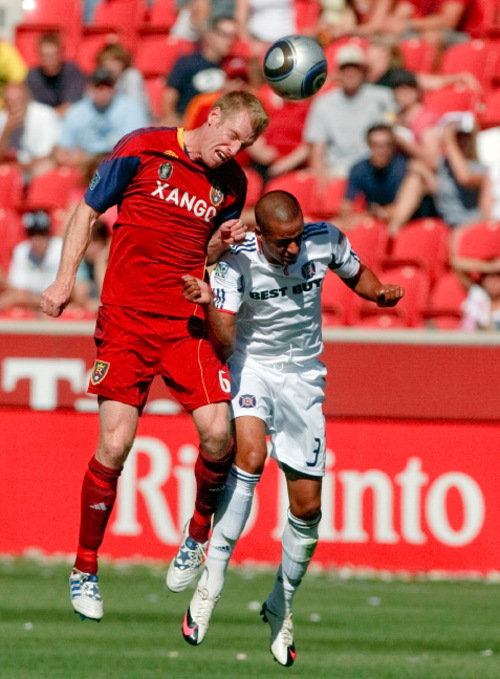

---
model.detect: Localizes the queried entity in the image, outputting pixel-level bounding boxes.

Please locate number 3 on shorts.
[219,369,231,393]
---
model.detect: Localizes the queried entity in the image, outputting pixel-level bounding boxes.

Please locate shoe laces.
[278,613,294,647]
[75,572,101,601]
[193,587,220,625]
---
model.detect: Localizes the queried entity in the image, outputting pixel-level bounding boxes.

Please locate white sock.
[266,509,321,616]
[202,465,261,597]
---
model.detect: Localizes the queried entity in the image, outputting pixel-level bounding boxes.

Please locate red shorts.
[87,304,231,412]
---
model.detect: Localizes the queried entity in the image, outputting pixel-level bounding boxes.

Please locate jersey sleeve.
[83,130,144,213]
[210,256,243,314]
[327,224,361,279]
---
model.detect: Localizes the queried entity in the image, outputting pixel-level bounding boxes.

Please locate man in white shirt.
[178,190,404,666]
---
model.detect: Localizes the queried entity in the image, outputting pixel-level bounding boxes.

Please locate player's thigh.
[234,415,268,474]
[96,398,140,467]
[284,467,323,521]
[273,365,327,477]
[191,401,232,457]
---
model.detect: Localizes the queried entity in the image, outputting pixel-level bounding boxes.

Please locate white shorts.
[229,357,327,477]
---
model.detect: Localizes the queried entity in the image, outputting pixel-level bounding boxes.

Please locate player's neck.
[183,128,203,162]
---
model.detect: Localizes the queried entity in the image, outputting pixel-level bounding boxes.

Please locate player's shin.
[266,509,321,616]
[203,465,261,597]
[74,456,122,574]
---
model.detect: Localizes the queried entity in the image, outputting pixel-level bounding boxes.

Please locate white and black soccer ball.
[262,35,328,100]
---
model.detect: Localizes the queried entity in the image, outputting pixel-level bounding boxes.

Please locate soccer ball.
[262,35,328,100]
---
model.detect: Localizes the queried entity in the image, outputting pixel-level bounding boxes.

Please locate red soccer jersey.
[84,127,247,317]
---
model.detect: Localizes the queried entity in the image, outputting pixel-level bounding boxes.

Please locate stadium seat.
[424,271,467,330]
[439,40,497,90]
[353,308,409,329]
[399,37,437,73]
[243,167,264,207]
[377,262,431,327]
[308,177,348,220]
[0,164,24,211]
[0,208,24,272]
[23,167,82,212]
[264,171,318,218]
[140,0,177,33]
[135,34,194,78]
[481,1,500,37]
[76,32,125,73]
[346,218,389,270]
[16,0,82,63]
[82,0,146,56]
[321,269,361,326]
[453,220,500,260]
[389,218,450,284]
[294,0,322,34]
[479,87,500,128]
[423,85,482,117]
[144,76,165,122]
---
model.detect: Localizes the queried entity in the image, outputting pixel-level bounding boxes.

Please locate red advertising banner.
[2,410,498,574]
[0,322,499,420]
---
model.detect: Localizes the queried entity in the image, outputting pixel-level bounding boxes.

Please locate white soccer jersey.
[210,221,360,365]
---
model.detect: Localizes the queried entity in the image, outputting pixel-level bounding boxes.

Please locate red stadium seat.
[377,262,431,327]
[144,76,165,121]
[399,37,437,73]
[390,218,450,284]
[141,0,177,32]
[76,32,126,73]
[423,85,482,117]
[135,34,194,78]
[353,308,409,329]
[321,269,361,326]
[481,1,500,37]
[453,220,500,260]
[82,0,146,56]
[0,209,24,272]
[264,171,318,218]
[243,168,264,207]
[439,39,497,89]
[294,0,322,33]
[308,177,348,220]
[24,167,82,212]
[424,271,467,329]
[0,164,24,211]
[346,218,389,270]
[16,0,82,63]
[480,88,500,128]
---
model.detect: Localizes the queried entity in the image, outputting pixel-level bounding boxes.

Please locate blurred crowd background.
[0,0,499,331]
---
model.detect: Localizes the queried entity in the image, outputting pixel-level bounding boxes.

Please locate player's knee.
[199,422,231,458]
[289,498,322,523]
[98,430,134,467]
[236,447,267,475]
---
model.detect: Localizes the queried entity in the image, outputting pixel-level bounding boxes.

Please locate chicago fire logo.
[239,394,256,408]
[90,360,110,386]
[158,162,173,180]
[302,261,317,280]
[210,183,224,207]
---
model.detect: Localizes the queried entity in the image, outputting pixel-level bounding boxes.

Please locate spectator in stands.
[171,0,211,41]
[0,210,88,314]
[338,123,436,232]
[319,0,397,40]
[0,37,28,106]
[162,16,238,126]
[388,68,441,170]
[27,32,86,117]
[460,272,500,331]
[96,42,151,121]
[55,68,148,172]
[0,82,60,179]
[435,116,490,228]
[387,0,485,46]
[303,43,396,183]
[235,0,296,56]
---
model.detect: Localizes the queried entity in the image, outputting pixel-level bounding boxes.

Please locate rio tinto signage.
[2,411,498,573]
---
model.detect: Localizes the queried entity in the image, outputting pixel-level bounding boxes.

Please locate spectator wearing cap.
[0,211,89,314]
[27,32,86,117]
[0,36,28,107]
[55,67,149,171]
[162,16,238,127]
[0,82,60,179]
[303,43,396,183]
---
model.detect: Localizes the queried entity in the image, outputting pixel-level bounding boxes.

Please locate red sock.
[189,443,234,543]
[74,456,122,574]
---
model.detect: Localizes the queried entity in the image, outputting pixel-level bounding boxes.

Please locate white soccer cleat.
[166,527,207,593]
[260,601,296,667]
[69,569,103,622]
[182,585,220,645]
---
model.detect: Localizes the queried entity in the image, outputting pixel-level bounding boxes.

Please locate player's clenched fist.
[182,275,212,306]
[219,218,247,246]
[375,284,405,307]
[40,281,72,317]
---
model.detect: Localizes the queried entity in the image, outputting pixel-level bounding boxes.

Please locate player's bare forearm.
[349,265,405,307]
[40,199,101,317]
[182,275,236,359]
[207,219,247,264]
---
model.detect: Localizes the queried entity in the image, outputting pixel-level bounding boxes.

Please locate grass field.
[1,558,499,679]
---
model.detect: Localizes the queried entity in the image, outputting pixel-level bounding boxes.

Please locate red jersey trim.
[197,339,211,404]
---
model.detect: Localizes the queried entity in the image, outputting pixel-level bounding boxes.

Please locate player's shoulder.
[107,126,177,160]
[229,232,258,258]
[303,220,342,243]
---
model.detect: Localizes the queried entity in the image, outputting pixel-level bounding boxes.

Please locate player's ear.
[207,106,221,126]
[254,223,263,240]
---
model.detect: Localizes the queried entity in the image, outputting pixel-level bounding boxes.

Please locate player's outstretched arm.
[349,264,405,307]
[40,199,101,318]
[207,219,247,264]
[182,275,237,359]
